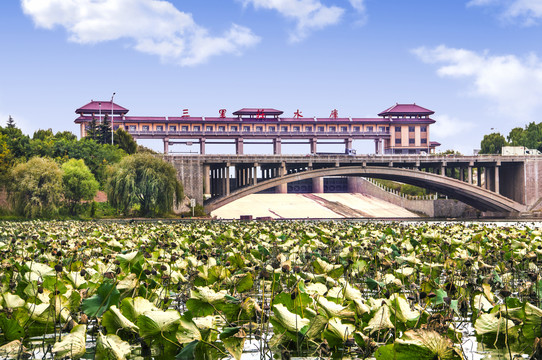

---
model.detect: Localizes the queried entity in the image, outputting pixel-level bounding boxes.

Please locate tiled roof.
[378,103,434,116]
[76,101,129,114]
[233,108,284,116]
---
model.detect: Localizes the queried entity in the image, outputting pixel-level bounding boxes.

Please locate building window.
[169,126,177,131]
[293,126,300,132]
[156,125,163,131]
[318,126,325,132]
[395,126,401,132]
[218,126,226,132]
[421,126,427,132]
[378,126,386,132]
[268,126,275,132]
[129,125,136,131]
[230,126,238,132]
[421,138,427,144]
[341,126,348,132]
[305,126,312,132]
[409,138,415,144]
[181,126,189,131]
[243,126,250,132]
[366,126,373,132]
[256,126,263,132]
[206,126,213,131]
[193,126,200,131]
[281,126,288,132]
[409,126,415,132]
[353,126,360,132]
[142,125,149,131]
[395,138,401,144]
[329,126,336,132]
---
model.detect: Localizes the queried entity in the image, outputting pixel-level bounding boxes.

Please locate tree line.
[480,122,542,154]
[0,117,183,218]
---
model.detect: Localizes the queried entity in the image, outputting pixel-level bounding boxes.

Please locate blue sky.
[1,0,542,154]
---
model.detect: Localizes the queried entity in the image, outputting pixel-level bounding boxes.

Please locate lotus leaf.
[95,332,131,360]
[364,303,395,334]
[191,286,228,304]
[304,282,327,295]
[326,317,355,343]
[137,309,181,338]
[0,340,28,359]
[120,296,159,322]
[316,296,355,319]
[375,329,463,360]
[102,305,139,333]
[390,294,420,323]
[176,317,202,344]
[2,293,25,308]
[52,324,86,359]
[474,313,517,339]
[272,304,310,332]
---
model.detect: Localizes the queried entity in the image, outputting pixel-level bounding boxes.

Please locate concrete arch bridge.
[166,155,540,216]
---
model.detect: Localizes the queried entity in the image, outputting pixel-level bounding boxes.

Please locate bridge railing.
[363,177,438,201]
[127,129,391,138]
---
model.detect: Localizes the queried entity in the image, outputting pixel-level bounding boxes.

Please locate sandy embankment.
[211,193,418,219]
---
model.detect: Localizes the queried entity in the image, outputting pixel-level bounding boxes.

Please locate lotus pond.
[0,220,542,359]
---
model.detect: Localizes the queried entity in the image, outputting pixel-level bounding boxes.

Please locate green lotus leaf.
[2,293,25,308]
[102,305,139,334]
[316,296,355,319]
[376,329,463,360]
[474,313,517,339]
[137,309,181,338]
[95,331,131,360]
[223,328,245,360]
[176,316,203,344]
[304,314,328,339]
[26,303,51,323]
[271,304,310,332]
[327,318,356,342]
[52,324,86,359]
[66,271,87,289]
[364,302,395,334]
[304,282,327,295]
[473,294,493,313]
[120,296,159,323]
[0,340,28,359]
[81,281,120,318]
[190,286,228,304]
[390,294,420,323]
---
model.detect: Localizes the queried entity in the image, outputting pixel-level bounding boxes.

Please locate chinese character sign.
[182,109,190,117]
[329,109,338,119]
[294,109,303,118]
[256,109,265,119]
[219,109,227,118]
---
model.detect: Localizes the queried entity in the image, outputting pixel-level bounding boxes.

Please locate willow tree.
[9,157,63,218]
[107,153,183,216]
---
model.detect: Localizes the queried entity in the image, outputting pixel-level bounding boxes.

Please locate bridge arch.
[204,166,525,214]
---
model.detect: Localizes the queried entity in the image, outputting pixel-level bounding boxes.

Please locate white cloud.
[21,0,260,66]
[237,0,344,42]
[413,45,542,120]
[349,0,365,13]
[467,0,542,25]
[430,114,475,139]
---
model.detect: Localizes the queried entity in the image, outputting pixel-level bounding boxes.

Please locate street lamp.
[99,102,102,124]
[111,92,116,145]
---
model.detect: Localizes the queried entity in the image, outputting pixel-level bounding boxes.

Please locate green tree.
[107,153,183,216]
[507,127,525,146]
[9,157,63,218]
[6,115,15,128]
[61,159,99,214]
[98,114,112,145]
[114,128,137,154]
[86,118,99,140]
[480,132,507,154]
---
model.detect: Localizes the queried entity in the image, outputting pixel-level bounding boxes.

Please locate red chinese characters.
[256,109,265,119]
[329,109,338,119]
[294,109,303,118]
[219,109,227,118]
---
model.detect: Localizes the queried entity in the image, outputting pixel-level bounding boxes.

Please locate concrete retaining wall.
[348,177,470,217]
[166,156,204,206]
